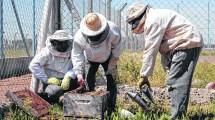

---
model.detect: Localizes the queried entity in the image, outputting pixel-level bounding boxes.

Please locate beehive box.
[5,88,52,117]
[63,90,109,119]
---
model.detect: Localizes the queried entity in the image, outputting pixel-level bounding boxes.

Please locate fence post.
[82,0,85,17]
[32,0,36,56]
[207,2,210,49]
[0,0,3,58]
[37,0,53,53]
[106,0,111,20]
[118,3,127,31]
[87,0,92,13]
[11,0,30,57]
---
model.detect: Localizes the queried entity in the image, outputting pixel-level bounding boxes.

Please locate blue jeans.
[166,47,202,119]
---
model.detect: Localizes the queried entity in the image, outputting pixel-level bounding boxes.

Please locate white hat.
[126,3,148,22]
[50,30,73,41]
[80,13,107,36]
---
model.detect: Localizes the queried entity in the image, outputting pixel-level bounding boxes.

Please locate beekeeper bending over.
[29,30,79,102]
[126,3,203,119]
[72,13,122,115]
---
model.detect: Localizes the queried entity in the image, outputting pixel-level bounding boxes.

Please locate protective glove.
[77,75,86,87]
[105,67,117,80]
[47,77,61,86]
[61,69,76,90]
[138,77,151,89]
[61,76,71,90]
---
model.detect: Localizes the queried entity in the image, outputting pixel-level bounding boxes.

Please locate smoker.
[127,86,154,110]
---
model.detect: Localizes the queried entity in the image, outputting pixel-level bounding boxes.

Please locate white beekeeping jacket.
[140,8,203,77]
[72,21,122,76]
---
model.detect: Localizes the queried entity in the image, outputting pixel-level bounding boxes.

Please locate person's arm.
[72,41,85,77]
[140,24,165,77]
[29,49,49,83]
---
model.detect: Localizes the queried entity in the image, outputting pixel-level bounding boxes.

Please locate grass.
[4,50,32,57]
[117,50,215,88]
[2,50,215,119]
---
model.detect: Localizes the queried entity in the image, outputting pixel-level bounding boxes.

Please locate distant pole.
[106,0,111,20]
[0,0,3,58]
[32,0,36,56]
[118,3,127,31]
[177,3,179,13]
[11,0,30,56]
[82,0,85,17]
[99,0,101,13]
[208,2,210,48]
[71,16,73,35]
[87,0,92,13]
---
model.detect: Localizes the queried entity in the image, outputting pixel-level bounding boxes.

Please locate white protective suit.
[29,35,74,84]
[72,21,121,76]
[139,8,204,77]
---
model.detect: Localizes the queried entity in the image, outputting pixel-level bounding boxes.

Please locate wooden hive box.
[5,88,52,117]
[63,90,109,119]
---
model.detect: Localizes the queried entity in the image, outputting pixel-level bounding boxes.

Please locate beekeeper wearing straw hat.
[126,3,203,119]
[72,13,122,114]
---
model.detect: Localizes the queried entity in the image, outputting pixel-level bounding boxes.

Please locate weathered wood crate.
[5,88,52,117]
[63,90,109,119]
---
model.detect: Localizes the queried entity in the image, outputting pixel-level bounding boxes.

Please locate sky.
[2,0,215,47]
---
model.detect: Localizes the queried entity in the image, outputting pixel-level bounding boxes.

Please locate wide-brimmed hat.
[80,13,107,36]
[126,3,148,22]
[50,30,72,41]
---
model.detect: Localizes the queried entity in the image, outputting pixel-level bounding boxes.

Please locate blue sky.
[2,0,215,46]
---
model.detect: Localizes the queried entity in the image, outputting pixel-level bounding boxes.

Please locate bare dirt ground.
[0,74,31,104]
[1,74,215,105]
[1,57,215,105]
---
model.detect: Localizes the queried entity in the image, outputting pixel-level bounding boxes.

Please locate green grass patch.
[117,51,215,88]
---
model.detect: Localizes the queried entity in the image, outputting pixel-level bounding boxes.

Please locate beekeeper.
[126,3,203,119]
[29,30,78,102]
[72,13,122,114]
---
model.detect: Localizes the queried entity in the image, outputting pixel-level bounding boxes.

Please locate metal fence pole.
[32,0,36,56]
[208,2,210,49]
[118,3,127,31]
[87,0,92,13]
[82,0,85,17]
[37,0,53,53]
[11,0,30,57]
[0,0,3,58]
[106,0,111,20]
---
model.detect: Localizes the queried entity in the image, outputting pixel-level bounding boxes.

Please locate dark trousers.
[166,47,202,119]
[87,58,117,112]
[41,78,79,101]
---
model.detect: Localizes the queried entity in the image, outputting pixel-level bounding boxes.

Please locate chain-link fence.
[0,0,215,103]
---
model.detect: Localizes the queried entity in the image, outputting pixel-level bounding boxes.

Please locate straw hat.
[80,13,107,36]
[126,3,148,22]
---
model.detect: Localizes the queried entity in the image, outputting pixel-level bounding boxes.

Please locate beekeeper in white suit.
[29,30,79,102]
[72,13,122,115]
[126,3,203,119]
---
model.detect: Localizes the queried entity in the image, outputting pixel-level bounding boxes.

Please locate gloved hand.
[105,67,117,80]
[138,77,151,89]
[77,75,86,87]
[61,76,71,90]
[47,77,61,86]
